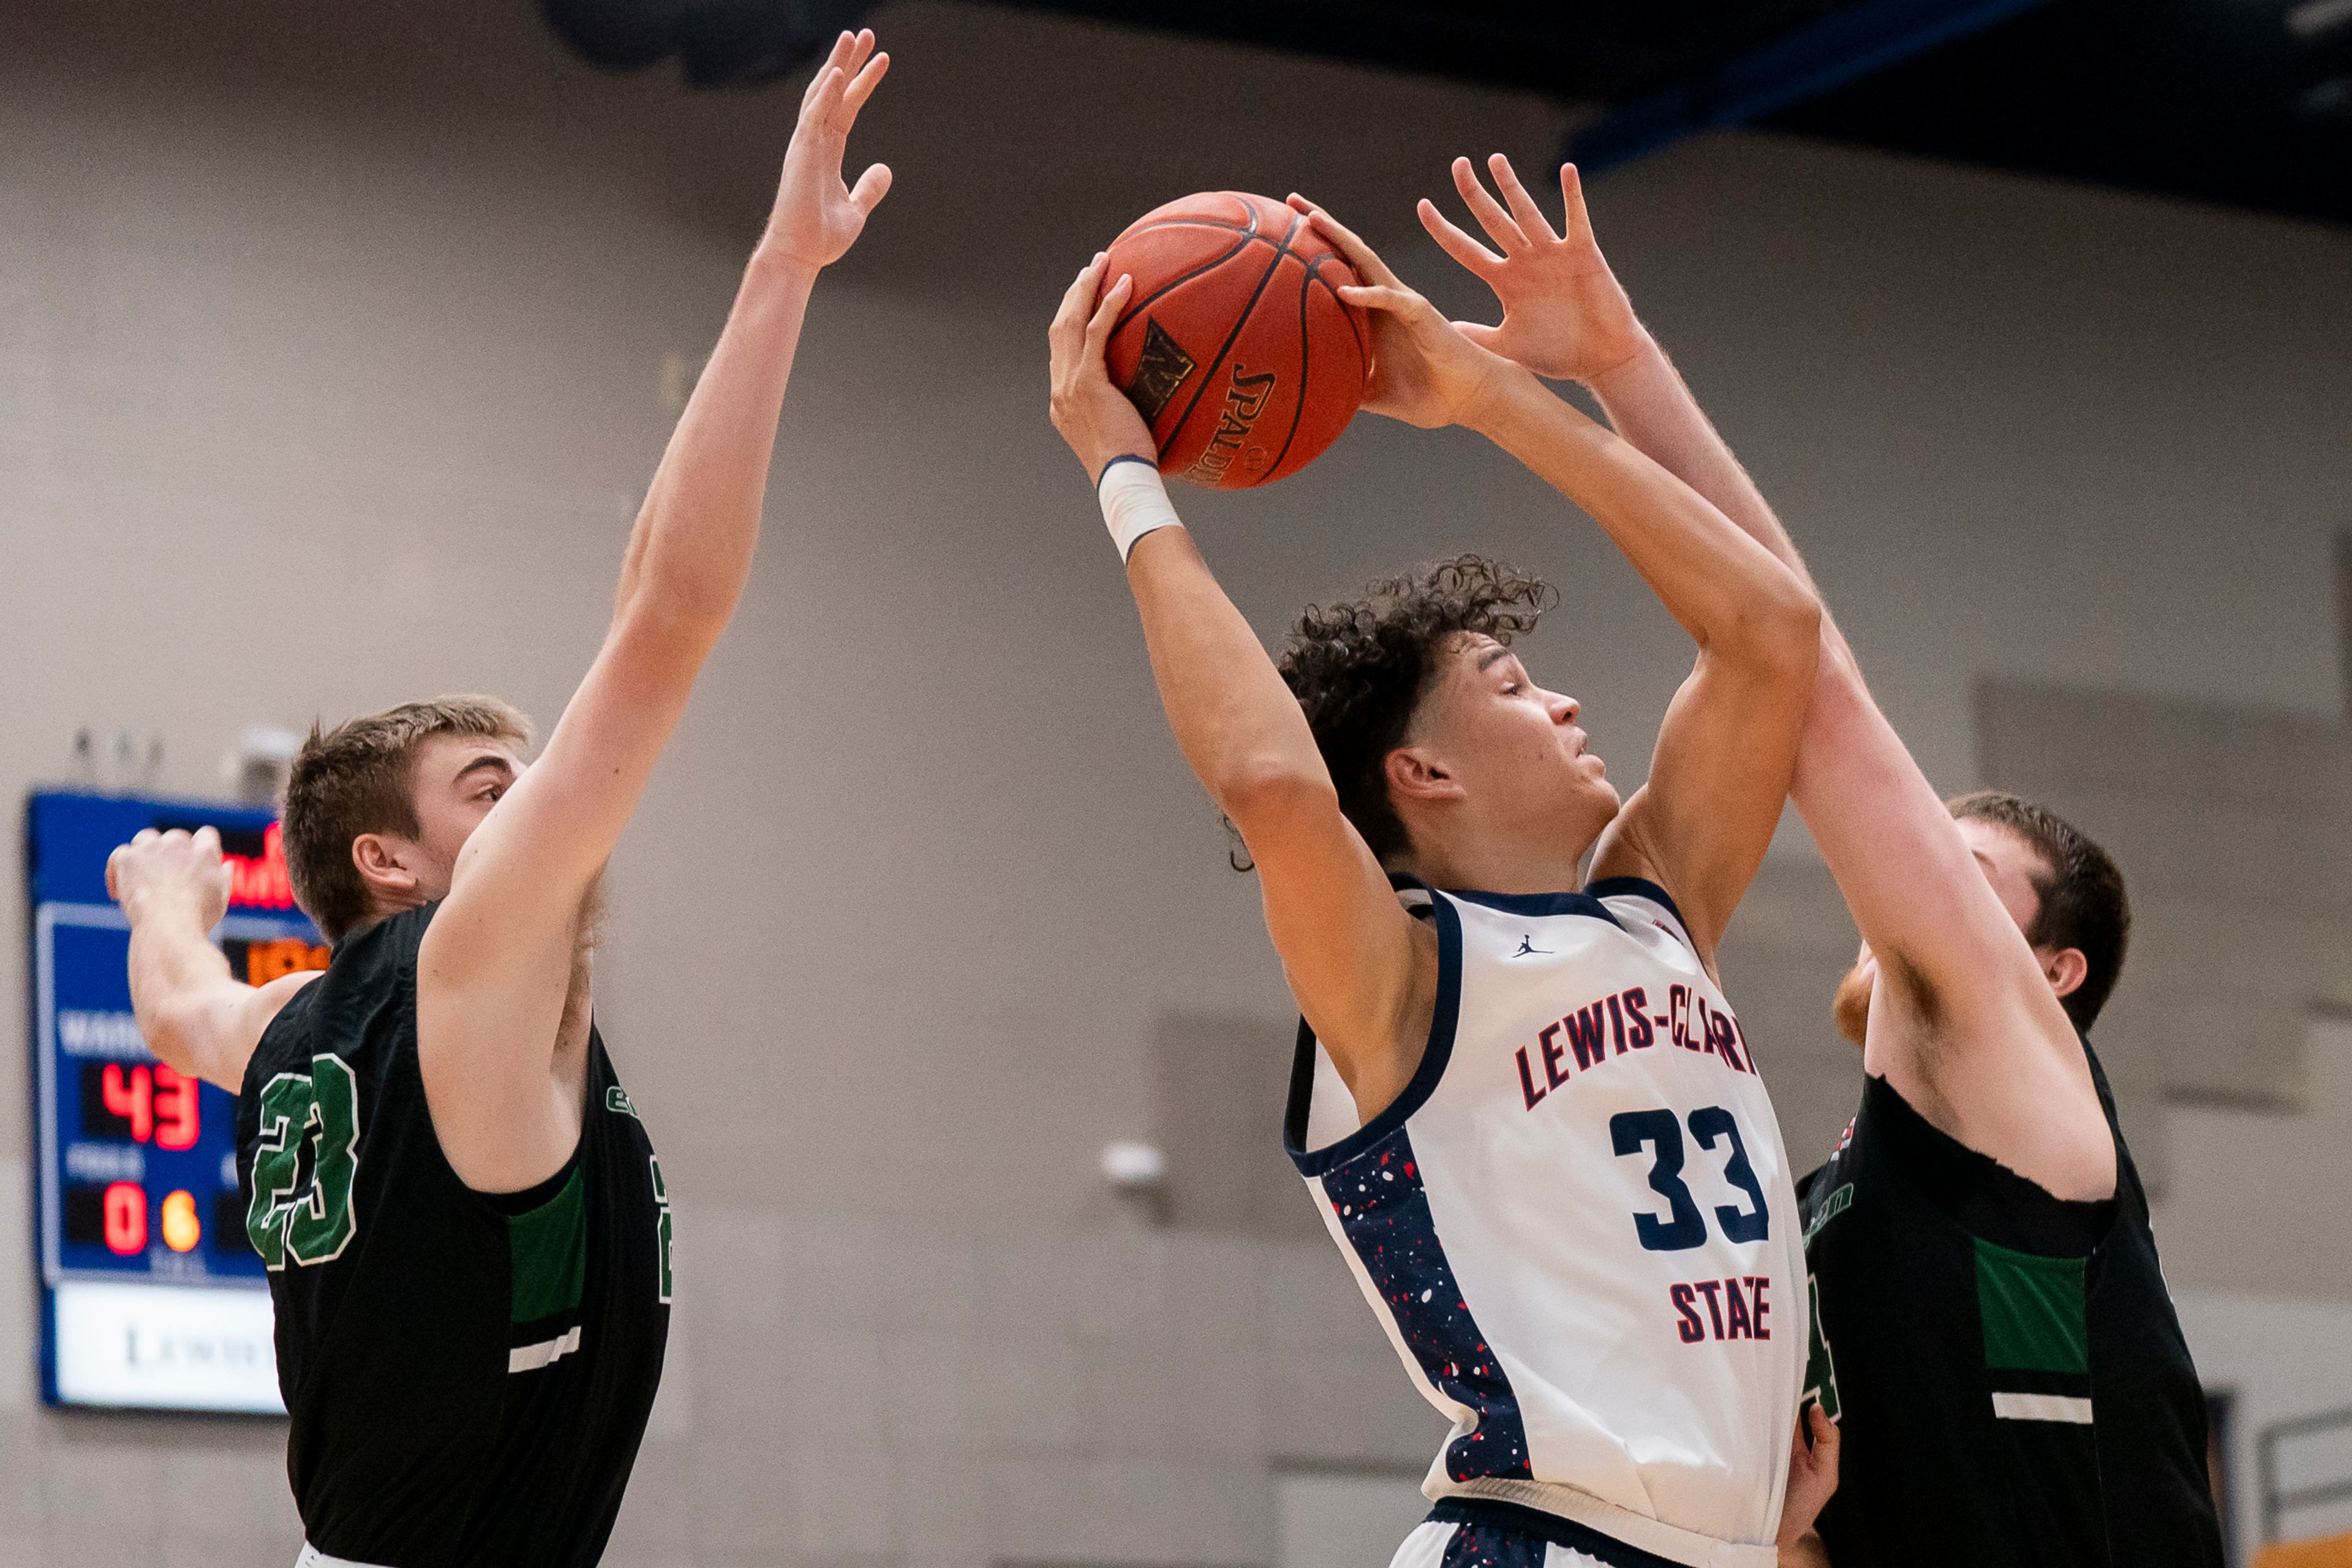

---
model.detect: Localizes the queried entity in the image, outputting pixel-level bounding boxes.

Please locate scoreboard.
[26,791,326,1412]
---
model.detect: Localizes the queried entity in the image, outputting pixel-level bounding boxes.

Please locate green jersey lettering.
[246,1054,361,1270]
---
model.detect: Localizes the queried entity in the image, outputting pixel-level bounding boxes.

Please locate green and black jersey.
[1796,1036,2222,1568]
[238,903,673,1568]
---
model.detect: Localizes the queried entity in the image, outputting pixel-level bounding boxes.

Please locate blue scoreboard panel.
[26,791,328,1412]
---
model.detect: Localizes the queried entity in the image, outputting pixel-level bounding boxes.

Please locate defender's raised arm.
[1425,153,2109,1198]
[110,825,320,1092]
[1297,198,1820,966]
[418,29,894,1191]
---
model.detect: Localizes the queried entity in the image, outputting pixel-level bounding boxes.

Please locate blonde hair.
[282,696,532,940]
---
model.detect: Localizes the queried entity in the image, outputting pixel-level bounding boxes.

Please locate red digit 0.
[102,1182,146,1255]
[153,1065,199,1151]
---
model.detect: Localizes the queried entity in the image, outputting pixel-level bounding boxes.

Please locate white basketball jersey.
[1284,878,1806,1568]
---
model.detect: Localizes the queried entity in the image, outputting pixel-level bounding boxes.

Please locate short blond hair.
[282,696,532,941]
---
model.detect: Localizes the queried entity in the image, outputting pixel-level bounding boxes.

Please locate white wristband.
[1097,456,1183,563]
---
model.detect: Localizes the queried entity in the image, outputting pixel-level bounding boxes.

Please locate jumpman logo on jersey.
[1512,935,1551,957]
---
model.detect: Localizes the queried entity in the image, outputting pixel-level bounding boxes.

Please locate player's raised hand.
[1291,195,1515,431]
[1048,251,1155,481]
[107,826,235,930]
[762,29,892,273]
[1420,156,1648,385]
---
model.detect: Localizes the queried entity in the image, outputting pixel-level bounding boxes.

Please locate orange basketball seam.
[1110,234,1263,341]
[1262,260,1318,482]
[1157,208,1307,467]
[1302,253,1368,362]
[1107,199,1265,341]
[1120,218,1261,238]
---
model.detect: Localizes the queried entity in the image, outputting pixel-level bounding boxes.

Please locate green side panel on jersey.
[508,1166,588,1325]
[1975,1238,2089,1374]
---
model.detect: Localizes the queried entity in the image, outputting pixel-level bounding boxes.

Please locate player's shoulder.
[248,907,432,1068]
[336,903,437,981]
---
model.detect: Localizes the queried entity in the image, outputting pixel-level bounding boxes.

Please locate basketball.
[1101,190,1370,489]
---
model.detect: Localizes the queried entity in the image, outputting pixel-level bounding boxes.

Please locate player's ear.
[2041,944,2089,1000]
[1386,745,1464,804]
[351,833,418,902]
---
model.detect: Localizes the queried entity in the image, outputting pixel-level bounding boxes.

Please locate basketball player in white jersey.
[1050,202,1833,1567]
[1417,154,2221,1568]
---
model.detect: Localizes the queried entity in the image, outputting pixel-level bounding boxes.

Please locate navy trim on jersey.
[1433,1508,1548,1568]
[1443,887,1628,929]
[1284,890,1463,1178]
[1427,1498,1692,1568]
[1321,1126,1532,1483]
[1581,876,1690,940]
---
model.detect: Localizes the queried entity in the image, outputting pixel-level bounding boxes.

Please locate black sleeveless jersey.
[1795,1037,2222,1568]
[237,903,673,1568]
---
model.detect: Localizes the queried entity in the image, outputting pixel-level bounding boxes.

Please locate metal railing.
[2260,1404,2352,1544]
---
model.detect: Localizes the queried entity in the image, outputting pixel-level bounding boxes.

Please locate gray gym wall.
[1,0,2348,1563]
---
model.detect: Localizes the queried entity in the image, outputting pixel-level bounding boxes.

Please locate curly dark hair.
[1276,554,1556,865]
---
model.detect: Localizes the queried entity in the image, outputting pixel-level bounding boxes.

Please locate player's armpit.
[1252,794,1436,1122]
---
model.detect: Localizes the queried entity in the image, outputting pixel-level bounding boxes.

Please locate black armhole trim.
[478,1144,586,1217]
[1581,876,1690,945]
[1286,889,1463,1177]
[1281,1017,1318,1155]
[1862,1072,2117,1257]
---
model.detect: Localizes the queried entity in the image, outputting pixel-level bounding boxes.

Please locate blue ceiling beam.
[1564,0,2059,173]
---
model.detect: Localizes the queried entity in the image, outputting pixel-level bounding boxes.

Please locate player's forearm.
[124,902,239,1077]
[612,249,817,640]
[1588,339,1816,595]
[1125,526,1333,825]
[1588,346,1954,938]
[1784,627,1989,969]
[1469,369,1820,669]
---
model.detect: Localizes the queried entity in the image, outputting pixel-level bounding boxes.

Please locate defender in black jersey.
[1798,1005,2218,1566]
[105,31,895,1566]
[236,902,671,1564]
[1428,152,2221,1566]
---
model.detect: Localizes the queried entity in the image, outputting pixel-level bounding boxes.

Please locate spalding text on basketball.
[1183,366,1278,484]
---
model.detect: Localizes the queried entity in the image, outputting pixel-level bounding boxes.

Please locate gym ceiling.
[535,0,2352,226]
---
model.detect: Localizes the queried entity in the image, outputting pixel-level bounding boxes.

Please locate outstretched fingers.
[1557,162,1597,244]
[1451,156,1529,252]
[836,46,890,128]
[802,30,860,111]
[1292,197,1404,290]
[1419,198,1502,279]
[801,64,846,131]
[1485,153,1558,243]
[848,162,892,214]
